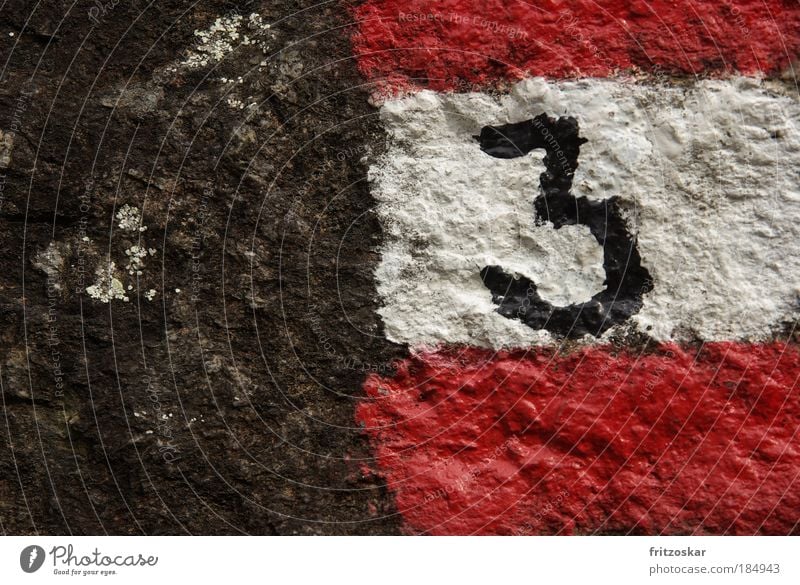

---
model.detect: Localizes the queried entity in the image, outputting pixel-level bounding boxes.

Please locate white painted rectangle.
[371,78,800,348]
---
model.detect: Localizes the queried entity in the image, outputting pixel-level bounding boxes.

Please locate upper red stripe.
[352,0,800,92]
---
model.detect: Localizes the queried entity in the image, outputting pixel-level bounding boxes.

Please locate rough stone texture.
[353,0,800,93]
[0,0,403,535]
[357,343,800,535]
[2,0,799,539]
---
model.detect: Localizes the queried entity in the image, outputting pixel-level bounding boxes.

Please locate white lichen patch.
[226,96,245,109]
[180,12,273,70]
[0,130,14,168]
[124,245,148,275]
[124,245,157,276]
[86,262,129,303]
[116,204,145,232]
[145,289,157,301]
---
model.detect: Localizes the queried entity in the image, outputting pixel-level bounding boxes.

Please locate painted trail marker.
[350,0,800,535]
[353,0,800,91]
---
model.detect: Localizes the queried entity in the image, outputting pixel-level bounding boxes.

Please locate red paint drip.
[352,0,800,92]
[357,343,800,534]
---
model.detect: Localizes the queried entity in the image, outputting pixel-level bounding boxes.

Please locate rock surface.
[0,0,402,535]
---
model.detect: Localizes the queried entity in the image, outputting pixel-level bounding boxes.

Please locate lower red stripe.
[357,343,800,535]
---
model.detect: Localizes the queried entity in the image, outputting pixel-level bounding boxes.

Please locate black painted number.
[475,113,652,338]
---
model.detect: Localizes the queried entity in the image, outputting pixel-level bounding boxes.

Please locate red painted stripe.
[357,343,800,535]
[352,0,800,91]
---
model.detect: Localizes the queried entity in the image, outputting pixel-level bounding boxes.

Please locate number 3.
[476,113,653,338]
